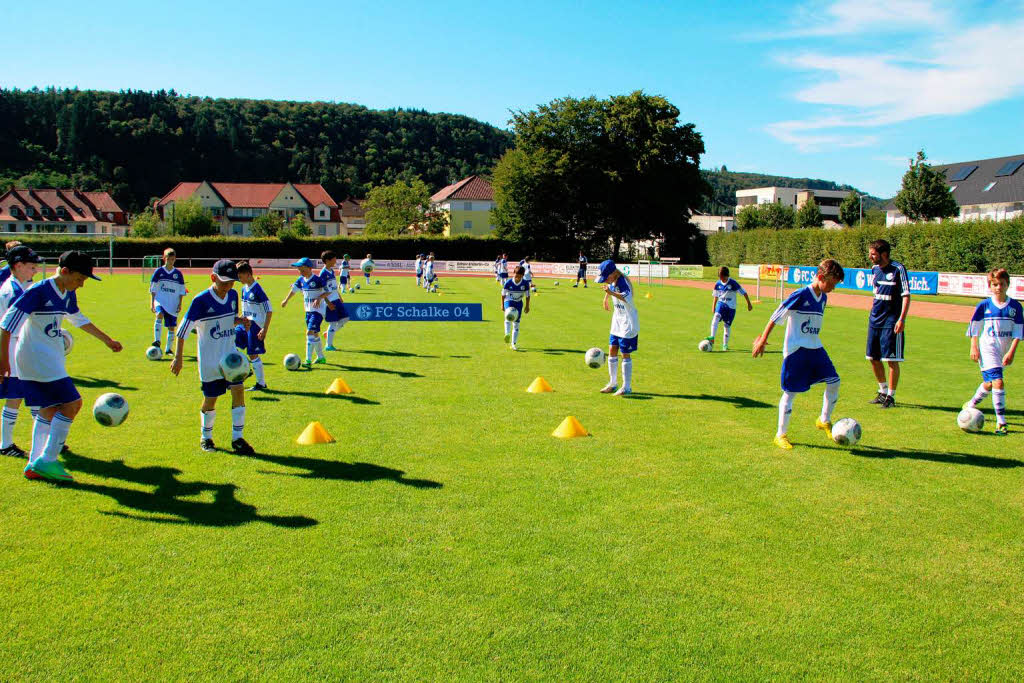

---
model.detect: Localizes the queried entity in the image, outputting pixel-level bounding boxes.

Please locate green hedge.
[707,217,1024,273]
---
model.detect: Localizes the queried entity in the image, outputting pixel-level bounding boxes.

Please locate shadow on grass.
[902,402,1024,418]
[72,376,138,391]
[849,444,1024,469]
[348,349,438,359]
[628,392,773,408]
[58,451,317,527]
[260,388,379,405]
[447,355,471,359]
[325,363,422,379]
[539,348,586,355]
[241,451,443,489]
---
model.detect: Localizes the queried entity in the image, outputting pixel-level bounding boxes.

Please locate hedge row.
[707,217,1024,273]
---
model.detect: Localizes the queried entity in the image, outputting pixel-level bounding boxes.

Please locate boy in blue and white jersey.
[497,253,509,286]
[319,250,349,351]
[280,257,328,367]
[0,251,123,481]
[339,254,352,293]
[706,266,752,351]
[573,252,588,288]
[149,247,186,355]
[0,246,43,458]
[234,261,273,391]
[519,257,536,292]
[416,254,425,287]
[0,240,24,288]
[501,265,531,350]
[596,260,638,396]
[753,259,845,450]
[493,255,501,283]
[963,268,1023,435]
[423,254,437,290]
[172,259,254,455]
[360,253,375,286]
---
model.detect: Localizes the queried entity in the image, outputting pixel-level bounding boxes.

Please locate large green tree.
[166,197,219,237]
[363,178,433,236]
[129,207,161,237]
[492,91,710,258]
[250,213,285,237]
[839,191,861,227]
[894,150,959,221]
[794,197,823,229]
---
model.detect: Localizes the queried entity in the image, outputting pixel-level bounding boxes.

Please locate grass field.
[2,272,1023,679]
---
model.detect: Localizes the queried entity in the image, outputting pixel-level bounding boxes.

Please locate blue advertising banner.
[787,266,938,295]
[343,303,483,321]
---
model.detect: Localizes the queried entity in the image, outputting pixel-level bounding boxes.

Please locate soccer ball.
[698,339,712,352]
[831,417,862,446]
[504,307,519,323]
[93,392,129,427]
[585,347,605,368]
[554,281,560,286]
[61,330,73,356]
[957,407,985,432]
[362,263,375,274]
[355,284,361,290]
[219,351,250,383]
[145,345,163,361]
[375,279,381,285]
[283,353,301,371]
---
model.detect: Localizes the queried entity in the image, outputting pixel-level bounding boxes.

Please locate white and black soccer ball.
[355,284,361,290]
[831,417,862,446]
[698,339,712,352]
[219,351,250,383]
[145,345,163,361]
[504,307,519,323]
[554,281,560,286]
[283,353,302,371]
[957,407,985,433]
[362,263,375,274]
[93,392,129,427]
[61,330,74,356]
[584,347,605,368]
[375,279,381,285]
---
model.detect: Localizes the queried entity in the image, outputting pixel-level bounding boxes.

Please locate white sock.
[40,413,73,463]
[777,392,795,437]
[29,410,48,462]
[166,327,175,350]
[201,410,215,440]
[1,406,18,448]
[504,320,511,336]
[315,339,325,360]
[607,356,618,386]
[306,337,314,362]
[153,317,162,344]
[326,325,336,347]
[231,406,245,440]
[252,357,265,385]
[887,387,896,397]
[723,324,731,347]
[710,314,720,339]
[821,381,840,423]
[621,357,633,391]
[878,382,888,393]
[969,383,990,407]
[512,323,520,344]
[993,389,1007,424]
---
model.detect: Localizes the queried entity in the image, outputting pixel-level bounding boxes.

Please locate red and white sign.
[938,272,1024,298]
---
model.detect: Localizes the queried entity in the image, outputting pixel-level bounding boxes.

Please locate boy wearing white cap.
[595,259,638,396]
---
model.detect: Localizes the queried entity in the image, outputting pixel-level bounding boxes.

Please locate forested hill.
[0,88,514,211]
[701,168,887,213]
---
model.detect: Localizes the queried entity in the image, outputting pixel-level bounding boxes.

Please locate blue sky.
[4,0,1023,197]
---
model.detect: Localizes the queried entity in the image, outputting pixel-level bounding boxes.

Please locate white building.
[735,187,847,221]
[690,213,735,236]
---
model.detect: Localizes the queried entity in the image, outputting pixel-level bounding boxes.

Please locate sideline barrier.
[788,265,939,295]
[938,272,1024,298]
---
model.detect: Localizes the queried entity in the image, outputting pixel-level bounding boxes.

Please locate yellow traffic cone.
[552,416,589,438]
[296,421,335,444]
[644,291,653,299]
[526,376,554,393]
[326,378,353,394]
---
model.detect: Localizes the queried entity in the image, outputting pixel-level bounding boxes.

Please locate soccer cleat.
[995,424,1009,436]
[232,438,255,455]
[503,333,511,344]
[613,387,632,396]
[722,343,729,351]
[26,459,73,481]
[200,438,216,452]
[572,284,578,288]
[600,383,617,394]
[314,357,327,365]
[773,434,793,450]
[510,343,518,351]
[23,462,43,480]
[246,383,267,392]
[815,420,832,439]
[302,360,312,369]
[324,345,338,351]
[880,395,896,409]
[0,443,27,458]
[150,340,160,349]
[868,392,886,404]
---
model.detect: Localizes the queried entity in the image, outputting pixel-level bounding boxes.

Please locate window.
[25,207,34,216]
[318,224,326,236]
[464,202,472,211]
[736,197,756,207]
[319,208,326,218]
[23,224,31,232]
[983,181,997,192]
[463,220,472,230]
[41,207,51,216]
[995,159,1024,177]
[57,206,66,217]
[949,165,978,181]
[76,224,87,233]
[9,207,19,217]
[232,223,243,235]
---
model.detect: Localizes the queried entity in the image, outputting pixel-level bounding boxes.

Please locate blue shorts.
[982,367,1004,382]
[609,334,638,354]
[577,267,586,278]
[416,270,423,277]
[22,377,81,409]
[325,302,349,323]
[201,378,243,398]
[866,326,904,362]
[235,322,266,356]
[714,304,737,326]
[0,376,24,400]
[339,275,349,285]
[499,273,508,281]
[305,312,324,333]
[781,347,839,393]
[155,305,178,329]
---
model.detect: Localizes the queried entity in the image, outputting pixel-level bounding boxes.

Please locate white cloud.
[774,0,950,38]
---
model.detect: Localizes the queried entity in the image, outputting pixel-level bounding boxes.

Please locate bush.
[707,216,1024,273]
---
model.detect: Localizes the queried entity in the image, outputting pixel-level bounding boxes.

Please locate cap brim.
[214,274,238,282]
[595,275,608,283]
[289,261,307,267]
[88,273,102,281]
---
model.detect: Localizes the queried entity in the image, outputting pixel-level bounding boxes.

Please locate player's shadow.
[72,376,138,391]
[902,402,1024,417]
[326,363,422,379]
[57,451,318,527]
[259,388,379,405]
[849,444,1023,469]
[628,392,773,409]
[349,349,438,359]
[539,348,586,355]
[240,451,443,489]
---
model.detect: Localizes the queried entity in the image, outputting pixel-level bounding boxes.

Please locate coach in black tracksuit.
[866,239,911,409]
[573,252,588,288]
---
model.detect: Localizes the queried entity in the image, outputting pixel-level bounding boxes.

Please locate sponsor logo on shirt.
[44,321,63,338]
[987,328,1013,338]
[208,323,235,340]
[800,319,821,335]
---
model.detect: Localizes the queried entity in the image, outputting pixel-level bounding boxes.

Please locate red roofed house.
[430,175,496,236]
[0,188,129,235]
[338,198,366,236]
[156,181,345,236]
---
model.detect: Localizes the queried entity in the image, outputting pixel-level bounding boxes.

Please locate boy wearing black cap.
[595,259,638,396]
[0,246,44,458]
[0,251,123,481]
[0,240,24,288]
[171,259,255,455]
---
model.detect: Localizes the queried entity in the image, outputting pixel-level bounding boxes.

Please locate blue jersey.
[340,260,350,277]
[578,256,587,269]
[291,274,327,314]
[177,287,240,382]
[503,278,530,307]
[241,282,272,328]
[967,296,1024,371]
[519,260,533,280]
[0,265,10,287]
[769,285,828,358]
[497,259,508,275]
[713,278,747,310]
[0,277,90,382]
[149,266,186,313]
[0,277,30,377]
[318,266,341,302]
[870,261,910,328]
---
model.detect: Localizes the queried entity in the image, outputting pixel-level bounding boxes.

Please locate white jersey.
[967,296,1024,371]
[319,266,341,302]
[291,274,327,315]
[415,258,423,274]
[0,277,90,382]
[149,266,186,313]
[497,259,508,275]
[769,285,828,358]
[241,282,272,328]
[0,277,31,378]
[177,287,240,382]
[713,278,746,309]
[609,274,638,339]
[340,260,350,278]
[425,261,435,280]
[520,260,533,281]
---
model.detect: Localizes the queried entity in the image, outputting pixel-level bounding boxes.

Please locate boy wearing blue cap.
[280,257,328,367]
[595,260,638,396]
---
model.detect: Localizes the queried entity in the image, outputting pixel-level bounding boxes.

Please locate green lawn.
[2,272,1022,679]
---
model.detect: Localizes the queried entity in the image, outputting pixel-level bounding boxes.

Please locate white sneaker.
[600,383,617,393]
[510,343,518,351]
[614,387,632,396]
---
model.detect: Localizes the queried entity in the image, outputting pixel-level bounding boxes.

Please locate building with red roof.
[429,175,496,236]
[0,188,128,236]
